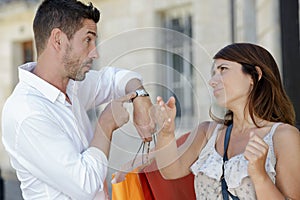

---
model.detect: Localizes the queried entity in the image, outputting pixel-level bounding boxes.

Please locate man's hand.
[99,92,136,134]
[133,96,156,142]
[91,92,137,157]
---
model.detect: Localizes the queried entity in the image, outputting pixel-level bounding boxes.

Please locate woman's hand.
[153,96,177,136]
[244,132,269,182]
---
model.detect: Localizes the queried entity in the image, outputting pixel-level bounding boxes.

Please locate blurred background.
[0,0,299,199]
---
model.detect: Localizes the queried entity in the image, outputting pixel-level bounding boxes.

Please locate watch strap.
[131,89,149,102]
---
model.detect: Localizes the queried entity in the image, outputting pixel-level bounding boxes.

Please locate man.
[1,0,154,199]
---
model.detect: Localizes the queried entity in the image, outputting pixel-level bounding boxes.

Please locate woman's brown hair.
[210,43,295,126]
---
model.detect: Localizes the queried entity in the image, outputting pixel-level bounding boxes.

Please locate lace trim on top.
[190,123,281,189]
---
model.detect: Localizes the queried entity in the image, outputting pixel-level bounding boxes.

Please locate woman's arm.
[154,96,214,179]
[273,124,300,200]
[244,124,300,200]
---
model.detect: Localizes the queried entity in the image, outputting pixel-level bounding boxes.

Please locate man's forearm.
[90,114,114,158]
[125,78,144,93]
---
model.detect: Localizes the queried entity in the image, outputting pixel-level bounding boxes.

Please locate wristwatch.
[131,89,149,102]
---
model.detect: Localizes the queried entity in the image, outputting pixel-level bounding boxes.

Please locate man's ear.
[49,28,63,51]
[255,66,263,81]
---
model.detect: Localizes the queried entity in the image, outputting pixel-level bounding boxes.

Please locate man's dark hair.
[33,0,100,56]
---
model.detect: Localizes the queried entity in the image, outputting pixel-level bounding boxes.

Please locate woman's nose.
[208,76,218,88]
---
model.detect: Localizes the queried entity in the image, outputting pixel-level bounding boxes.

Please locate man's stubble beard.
[63,44,86,81]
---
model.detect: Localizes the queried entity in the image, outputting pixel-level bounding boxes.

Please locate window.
[160,8,194,124]
[22,41,33,63]
[234,0,257,42]
[11,40,34,88]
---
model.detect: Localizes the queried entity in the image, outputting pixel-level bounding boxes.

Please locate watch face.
[136,89,149,96]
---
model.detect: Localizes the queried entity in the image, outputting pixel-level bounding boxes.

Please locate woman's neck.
[231,111,265,133]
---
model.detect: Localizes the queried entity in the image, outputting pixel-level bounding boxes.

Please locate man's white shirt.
[1,62,142,199]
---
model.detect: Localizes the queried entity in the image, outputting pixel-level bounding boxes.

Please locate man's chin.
[74,73,87,81]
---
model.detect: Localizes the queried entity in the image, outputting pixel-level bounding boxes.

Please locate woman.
[154,43,300,199]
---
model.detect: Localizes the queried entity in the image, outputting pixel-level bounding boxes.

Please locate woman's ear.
[255,66,263,81]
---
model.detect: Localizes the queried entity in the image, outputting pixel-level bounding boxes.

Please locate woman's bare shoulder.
[273,123,300,156]
[190,121,222,146]
[197,121,221,137]
[273,124,300,199]
[274,123,299,139]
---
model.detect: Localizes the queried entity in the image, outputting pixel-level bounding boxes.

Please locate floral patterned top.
[190,123,281,200]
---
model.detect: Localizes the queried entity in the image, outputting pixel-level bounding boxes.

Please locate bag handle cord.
[221,124,240,200]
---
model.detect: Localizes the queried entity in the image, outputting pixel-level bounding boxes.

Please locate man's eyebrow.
[87,31,97,37]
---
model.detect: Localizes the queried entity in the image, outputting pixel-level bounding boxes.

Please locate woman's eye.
[220,66,227,71]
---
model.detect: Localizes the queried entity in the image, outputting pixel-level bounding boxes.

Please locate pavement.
[3,179,22,200]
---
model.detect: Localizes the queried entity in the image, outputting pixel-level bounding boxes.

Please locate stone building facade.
[0,0,298,191]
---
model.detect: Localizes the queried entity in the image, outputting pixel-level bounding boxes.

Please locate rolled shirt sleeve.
[73,67,143,110]
[2,63,143,199]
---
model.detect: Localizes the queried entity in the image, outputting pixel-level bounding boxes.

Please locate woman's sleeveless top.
[190,123,281,200]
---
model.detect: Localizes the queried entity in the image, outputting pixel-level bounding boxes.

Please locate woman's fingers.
[244,132,269,178]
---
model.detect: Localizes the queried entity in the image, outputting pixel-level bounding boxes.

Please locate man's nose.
[89,47,99,59]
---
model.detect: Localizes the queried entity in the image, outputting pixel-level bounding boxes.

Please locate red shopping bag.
[139,132,196,200]
[112,132,196,200]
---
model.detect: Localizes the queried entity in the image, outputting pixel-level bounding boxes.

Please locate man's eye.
[86,37,91,43]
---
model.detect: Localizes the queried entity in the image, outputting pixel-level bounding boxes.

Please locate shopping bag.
[111,167,145,200]
[112,132,196,200]
[139,132,196,200]
[140,160,196,200]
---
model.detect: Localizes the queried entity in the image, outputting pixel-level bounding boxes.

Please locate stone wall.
[0,0,283,180]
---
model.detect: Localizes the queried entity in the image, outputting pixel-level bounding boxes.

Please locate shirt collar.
[18,62,66,104]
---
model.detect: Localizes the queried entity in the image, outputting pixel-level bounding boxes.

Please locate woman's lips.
[213,88,223,96]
